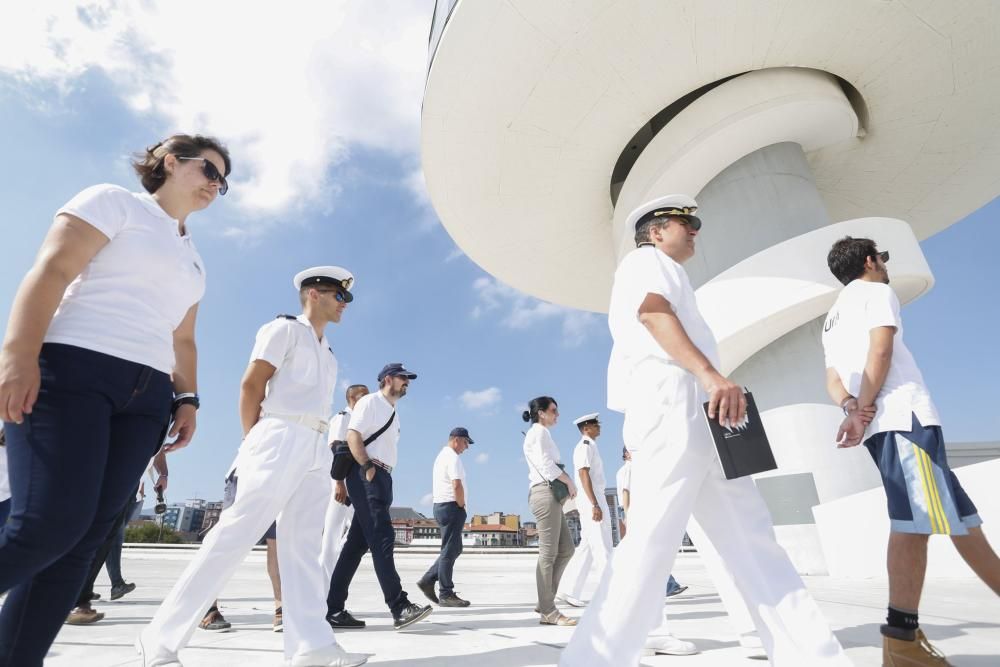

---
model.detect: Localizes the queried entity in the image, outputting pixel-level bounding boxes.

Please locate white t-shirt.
[432,446,467,504]
[615,461,631,511]
[252,314,338,420]
[822,280,939,435]
[607,246,719,412]
[572,437,606,501]
[348,391,401,468]
[328,407,353,445]
[0,444,9,503]
[44,184,206,374]
[523,423,564,487]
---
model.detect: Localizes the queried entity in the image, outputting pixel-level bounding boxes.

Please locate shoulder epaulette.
[276,314,297,320]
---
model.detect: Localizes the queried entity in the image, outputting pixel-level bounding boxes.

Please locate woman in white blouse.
[522,396,578,626]
[0,133,230,664]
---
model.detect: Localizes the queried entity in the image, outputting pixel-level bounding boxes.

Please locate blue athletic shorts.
[865,414,981,535]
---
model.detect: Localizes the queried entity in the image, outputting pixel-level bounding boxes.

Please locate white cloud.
[444,247,465,262]
[474,452,489,465]
[419,492,433,507]
[459,387,502,411]
[471,276,600,347]
[0,1,434,220]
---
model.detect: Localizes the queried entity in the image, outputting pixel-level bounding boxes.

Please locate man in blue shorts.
[822,236,1000,666]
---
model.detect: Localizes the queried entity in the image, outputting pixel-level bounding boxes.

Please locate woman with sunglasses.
[0,133,230,665]
[522,396,579,627]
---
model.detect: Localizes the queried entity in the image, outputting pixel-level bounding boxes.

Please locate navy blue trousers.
[419,502,466,594]
[0,344,171,667]
[327,466,410,617]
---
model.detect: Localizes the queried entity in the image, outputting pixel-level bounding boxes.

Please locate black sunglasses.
[316,289,349,303]
[177,157,228,195]
[875,250,889,263]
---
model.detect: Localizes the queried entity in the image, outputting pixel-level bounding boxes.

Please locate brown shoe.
[883,628,952,666]
[539,609,577,626]
[198,607,232,632]
[66,607,104,625]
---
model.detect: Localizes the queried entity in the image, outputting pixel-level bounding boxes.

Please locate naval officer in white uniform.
[139,267,367,667]
[560,195,850,667]
[321,384,369,582]
[555,413,610,606]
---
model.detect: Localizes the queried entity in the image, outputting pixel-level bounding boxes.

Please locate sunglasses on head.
[177,157,228,195]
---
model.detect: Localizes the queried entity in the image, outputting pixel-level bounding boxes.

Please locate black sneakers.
[415,580,439,604]
[439,593,471,608]
[393,603,433,630]
[326,610,366,629]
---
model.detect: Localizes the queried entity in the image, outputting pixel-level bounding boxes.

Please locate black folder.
[702,390,777,480]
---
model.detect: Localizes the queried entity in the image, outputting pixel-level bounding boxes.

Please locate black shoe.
[439,593,470,608]
[110,582,136,600]
[416,579,439,604]
[326,610,366,629]
[88,591,101,601]
[393,603,433,630]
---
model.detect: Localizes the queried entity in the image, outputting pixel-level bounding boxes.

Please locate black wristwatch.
[173,393,200,411]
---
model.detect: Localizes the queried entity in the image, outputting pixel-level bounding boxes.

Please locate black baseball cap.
[449,427,474,444]
[377,362,417,383]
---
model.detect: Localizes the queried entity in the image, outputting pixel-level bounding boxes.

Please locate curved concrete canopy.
[422,0,1000,312]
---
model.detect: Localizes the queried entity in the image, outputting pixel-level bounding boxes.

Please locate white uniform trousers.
[556,495,611,600]
[141,418,343,661]
[560,360,849,667]
[320,488,355,581]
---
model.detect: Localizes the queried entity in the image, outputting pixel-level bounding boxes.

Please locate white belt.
[261,412,328,435]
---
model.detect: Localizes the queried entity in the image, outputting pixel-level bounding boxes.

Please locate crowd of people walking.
[0,134,997,667]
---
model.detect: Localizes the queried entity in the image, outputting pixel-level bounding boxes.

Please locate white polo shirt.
[432,446,467,504]
[822,279,939,435]
[348,391,400,468]
[607,246,719,412]
[523,423,564,487]
[615,461,631,510]
[251,314,338,421]
[328,407,353,445]
[44,184,206,374]
[572,437,606,501]
[0,443,9,504]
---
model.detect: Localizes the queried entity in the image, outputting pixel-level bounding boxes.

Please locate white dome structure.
[421,0,1000,573]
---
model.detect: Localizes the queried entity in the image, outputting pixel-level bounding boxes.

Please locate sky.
[1,2,998,521]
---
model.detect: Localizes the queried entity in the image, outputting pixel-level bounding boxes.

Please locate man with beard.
[325,363,433,631]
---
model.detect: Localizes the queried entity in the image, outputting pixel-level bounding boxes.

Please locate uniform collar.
[294,313,329,346]
[136,192,179,222]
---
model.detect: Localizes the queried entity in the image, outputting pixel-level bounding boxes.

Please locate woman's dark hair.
[132,133,232,194]
[827,236,879,286]
[522,396,557,423]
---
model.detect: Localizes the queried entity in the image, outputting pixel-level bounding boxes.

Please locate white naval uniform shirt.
[615,461,631,512]
[348,391,401,468]
[251,314,338,421]
[328,407,353,445]
[432,446,467,504]
[822,280,940,435]
[523,423,564,488]
[572,437,606,503]
[607,246,720,413]
[45,184,206,374]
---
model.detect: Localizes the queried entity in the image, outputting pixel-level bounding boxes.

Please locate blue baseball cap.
[377,362,417,383]
[449,427,474,444]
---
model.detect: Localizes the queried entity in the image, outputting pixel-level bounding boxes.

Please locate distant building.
[466,523,521,547]
[162,499,209,537]
[565,510,582,546]
[470,512,520,530]
[200,501,224,534]
[390,506,429,545]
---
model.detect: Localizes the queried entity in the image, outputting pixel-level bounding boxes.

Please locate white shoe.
[739,632,766,656]
[555,594,587,607]
[135,635,184,667]
[642,633,699,656]
[287,642,369,667]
